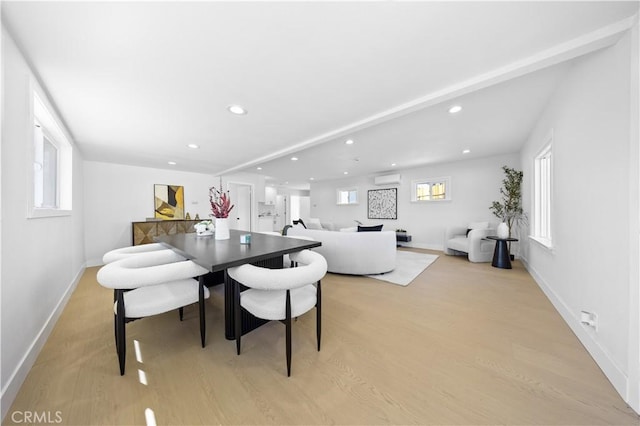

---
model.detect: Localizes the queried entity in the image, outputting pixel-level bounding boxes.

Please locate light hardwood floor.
[5,249,639,425]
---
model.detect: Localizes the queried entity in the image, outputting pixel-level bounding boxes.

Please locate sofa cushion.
[447,236,470,253]
[357,224,383,232]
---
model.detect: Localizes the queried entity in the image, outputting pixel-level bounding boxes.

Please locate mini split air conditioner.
[374,174,401,185]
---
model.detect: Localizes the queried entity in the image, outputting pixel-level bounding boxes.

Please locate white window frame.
[531,135,553,249]
[28,88,73,218]
[336,187,358,205]
[411,176,451,202]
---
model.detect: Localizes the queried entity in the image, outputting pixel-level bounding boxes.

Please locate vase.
[215,218,230,240]
[497,222,509,239]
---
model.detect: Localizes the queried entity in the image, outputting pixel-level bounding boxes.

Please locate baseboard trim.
[1,263,87,421]
[520,256,629,402]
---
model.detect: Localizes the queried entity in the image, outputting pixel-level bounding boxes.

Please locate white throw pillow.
[306,218,323,230]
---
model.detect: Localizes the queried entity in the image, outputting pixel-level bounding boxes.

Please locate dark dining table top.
[155,230,321,272]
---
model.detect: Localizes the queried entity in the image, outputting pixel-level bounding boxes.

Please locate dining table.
[155,230,321,339]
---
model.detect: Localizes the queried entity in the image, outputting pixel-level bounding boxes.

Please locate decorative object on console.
[154,184,185,219]
[194,220,214,236]
[489,166,526,238]
[209,183,234,240]
[368,188,397,220]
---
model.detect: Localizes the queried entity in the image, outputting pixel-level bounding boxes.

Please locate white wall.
[520,29,639,407]
[83,164,266,265]
[84,162,215,265]
[1,29,86,419]
[310,153,520,249]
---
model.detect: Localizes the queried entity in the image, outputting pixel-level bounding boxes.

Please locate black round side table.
[486,236,519,269]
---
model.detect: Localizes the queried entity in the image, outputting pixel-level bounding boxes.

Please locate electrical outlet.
[580,311,598,330]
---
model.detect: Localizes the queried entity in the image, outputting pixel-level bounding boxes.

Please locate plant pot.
[215,218,230,240]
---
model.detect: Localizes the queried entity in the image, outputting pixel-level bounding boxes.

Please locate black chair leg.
[179,307,184,321]
[115,290,126,376]
[199,276,206,348]
[316,280,322,351]
[234,281,241,355]
[285,289,292,377]
[113,290,118,352]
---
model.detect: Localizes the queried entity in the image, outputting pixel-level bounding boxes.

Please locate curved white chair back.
[103,243,175,264]
[97,250,207,290]
[228,250,326,291]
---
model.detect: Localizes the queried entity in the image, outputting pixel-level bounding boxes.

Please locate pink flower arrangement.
[209,186,234,218]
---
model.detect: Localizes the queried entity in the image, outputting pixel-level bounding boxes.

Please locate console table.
[132,219,199,245]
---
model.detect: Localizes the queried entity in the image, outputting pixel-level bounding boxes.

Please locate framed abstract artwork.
[154,184,185,219]
[367,188,397,220]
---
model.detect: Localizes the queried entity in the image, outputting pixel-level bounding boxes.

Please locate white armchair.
[444,222,496,263]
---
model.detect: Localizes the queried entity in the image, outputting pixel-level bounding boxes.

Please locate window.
[29,91,72,218]
[533,140,552,248]
[33,124,59,208]
[337,188,358,205]
[411,177,451,202]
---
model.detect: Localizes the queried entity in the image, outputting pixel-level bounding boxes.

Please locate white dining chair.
[227,249,327,376]
[97,249,210,375]
[102,242,173,264]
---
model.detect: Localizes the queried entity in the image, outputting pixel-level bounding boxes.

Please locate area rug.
[365,251,439,286]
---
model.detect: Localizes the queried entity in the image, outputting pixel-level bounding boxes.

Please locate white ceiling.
[2,1,638,189]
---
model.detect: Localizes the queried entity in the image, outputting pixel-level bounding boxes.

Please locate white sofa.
[286,227,396,275]
[444,222,496,263]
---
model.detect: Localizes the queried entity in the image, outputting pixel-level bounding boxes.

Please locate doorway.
[227,182,252,232]
[275,195,287,232]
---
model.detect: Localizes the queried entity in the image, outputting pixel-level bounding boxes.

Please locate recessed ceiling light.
[309,177,315,180]
[168,161,177,165]
[343,171,349,175]
[448,105,462,114]
[463,149,471,154]
[256,166,262,170]
[227,104,247,115]
[345,139,354,145]
[391,163,397,167]
[291,157,298,161]
[187,144,199,149]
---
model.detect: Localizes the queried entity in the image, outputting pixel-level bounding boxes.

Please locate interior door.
[228,183,252,231]
[275,194,287,231]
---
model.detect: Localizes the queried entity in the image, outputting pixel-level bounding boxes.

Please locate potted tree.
[489,166,525,240]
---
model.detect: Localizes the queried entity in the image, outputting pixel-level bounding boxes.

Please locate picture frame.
[154,184,185,220]
[367,188,397,220]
